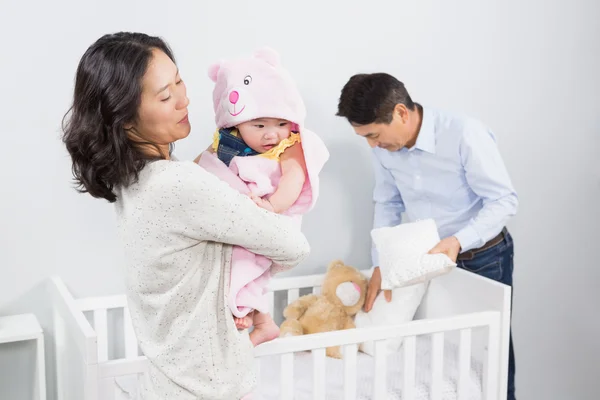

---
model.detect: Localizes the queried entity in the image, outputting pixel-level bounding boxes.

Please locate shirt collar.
[410,105,436,154]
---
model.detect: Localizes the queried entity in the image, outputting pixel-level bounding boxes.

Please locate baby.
[197,47,329,346]
[211,118,306,213]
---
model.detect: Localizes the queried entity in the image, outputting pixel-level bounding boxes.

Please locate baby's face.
[237,118,291,153]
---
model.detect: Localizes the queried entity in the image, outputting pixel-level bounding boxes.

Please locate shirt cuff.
[454,225,484,252]
[371,245,380,269]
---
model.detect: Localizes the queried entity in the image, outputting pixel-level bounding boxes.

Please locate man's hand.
[428,236,462,263]
[364,266,392,312]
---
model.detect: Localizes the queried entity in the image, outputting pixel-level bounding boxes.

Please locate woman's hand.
[250,193,276,212]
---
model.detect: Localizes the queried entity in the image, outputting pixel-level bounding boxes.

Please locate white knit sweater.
[114,159,309,399]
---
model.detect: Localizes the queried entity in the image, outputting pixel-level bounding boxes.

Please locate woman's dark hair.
[336,73,415,125]
[62,32,175,203]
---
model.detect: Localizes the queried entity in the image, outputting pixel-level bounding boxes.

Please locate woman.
[62,32,309,399]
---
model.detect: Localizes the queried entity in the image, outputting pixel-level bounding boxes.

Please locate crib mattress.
[256,336,483,400]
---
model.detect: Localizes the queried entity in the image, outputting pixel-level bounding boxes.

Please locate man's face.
[351,106,411,152]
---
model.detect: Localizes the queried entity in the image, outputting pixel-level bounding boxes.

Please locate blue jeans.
[457,230,516,400]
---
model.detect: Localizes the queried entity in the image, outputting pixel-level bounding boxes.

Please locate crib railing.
[77,295,143,399]
[77,295,139,361]
[265,270,331,316]
[262,271,502,399]
[254,311,499,400]
[75,274,501,400]
[74,270,336,363]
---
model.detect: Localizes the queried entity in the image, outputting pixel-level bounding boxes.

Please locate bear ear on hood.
[207,61,223,82]
[253,46,280,67]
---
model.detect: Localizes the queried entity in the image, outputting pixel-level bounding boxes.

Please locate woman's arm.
[156,162,309,268]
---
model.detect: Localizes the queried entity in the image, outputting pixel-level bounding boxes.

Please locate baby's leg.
[234,310,254,330]
[250,311,279,346]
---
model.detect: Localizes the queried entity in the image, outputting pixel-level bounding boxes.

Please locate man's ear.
[394,103,409,124]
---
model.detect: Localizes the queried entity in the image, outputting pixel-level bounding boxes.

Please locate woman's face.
[128,48,190,156]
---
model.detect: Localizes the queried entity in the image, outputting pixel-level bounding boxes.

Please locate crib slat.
[373,340,387,399]
[313,348,326,399]
[287,288,299,305]
[403,336,416,400]
[312,286,321,295]
[483,321,500,400]
[123,307,138,358]
[343,344,358,400]
[458,329,472,400]
[431,332,444,400]
[266,291,275,316]
[280,353,294,400]
[93,309,108,362]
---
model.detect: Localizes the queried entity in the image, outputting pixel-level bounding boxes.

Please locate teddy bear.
[279,260,368,358]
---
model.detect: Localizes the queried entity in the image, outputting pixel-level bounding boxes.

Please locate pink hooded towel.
[197,47,329,318]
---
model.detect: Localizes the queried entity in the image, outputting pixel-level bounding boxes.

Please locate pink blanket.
[197,128,328,318]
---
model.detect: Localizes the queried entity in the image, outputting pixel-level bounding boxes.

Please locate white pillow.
[354,282,427,356]
[371,219,456,290]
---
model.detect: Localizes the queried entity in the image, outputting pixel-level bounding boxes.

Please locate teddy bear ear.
[254,46,280,67]
[327,260,345,271]
[207,61,223,82]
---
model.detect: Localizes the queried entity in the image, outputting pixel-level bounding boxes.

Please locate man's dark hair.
[336,73,415,125]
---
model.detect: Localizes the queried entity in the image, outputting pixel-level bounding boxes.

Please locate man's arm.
[365,151,405,311]
[453,122,518,251]
[371,151,405,266]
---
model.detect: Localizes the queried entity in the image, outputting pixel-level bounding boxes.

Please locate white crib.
[49,267,511,400]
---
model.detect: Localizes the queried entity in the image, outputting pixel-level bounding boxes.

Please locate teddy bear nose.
[353,283,360,293]
[229,90,240,104]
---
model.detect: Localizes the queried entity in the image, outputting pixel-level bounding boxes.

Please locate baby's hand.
[250,193,276,212]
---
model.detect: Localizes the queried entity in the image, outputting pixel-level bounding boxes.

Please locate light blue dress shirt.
[371,105,518,267]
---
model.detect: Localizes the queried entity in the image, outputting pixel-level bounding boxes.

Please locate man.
[336,73,518,400]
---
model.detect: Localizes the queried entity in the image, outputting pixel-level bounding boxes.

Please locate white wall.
[1,0,598,399]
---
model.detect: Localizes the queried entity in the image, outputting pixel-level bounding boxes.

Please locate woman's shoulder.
[143,159,208,187]
[117,160,207,207]
[147,158,197,174]
[120,159,232,210]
